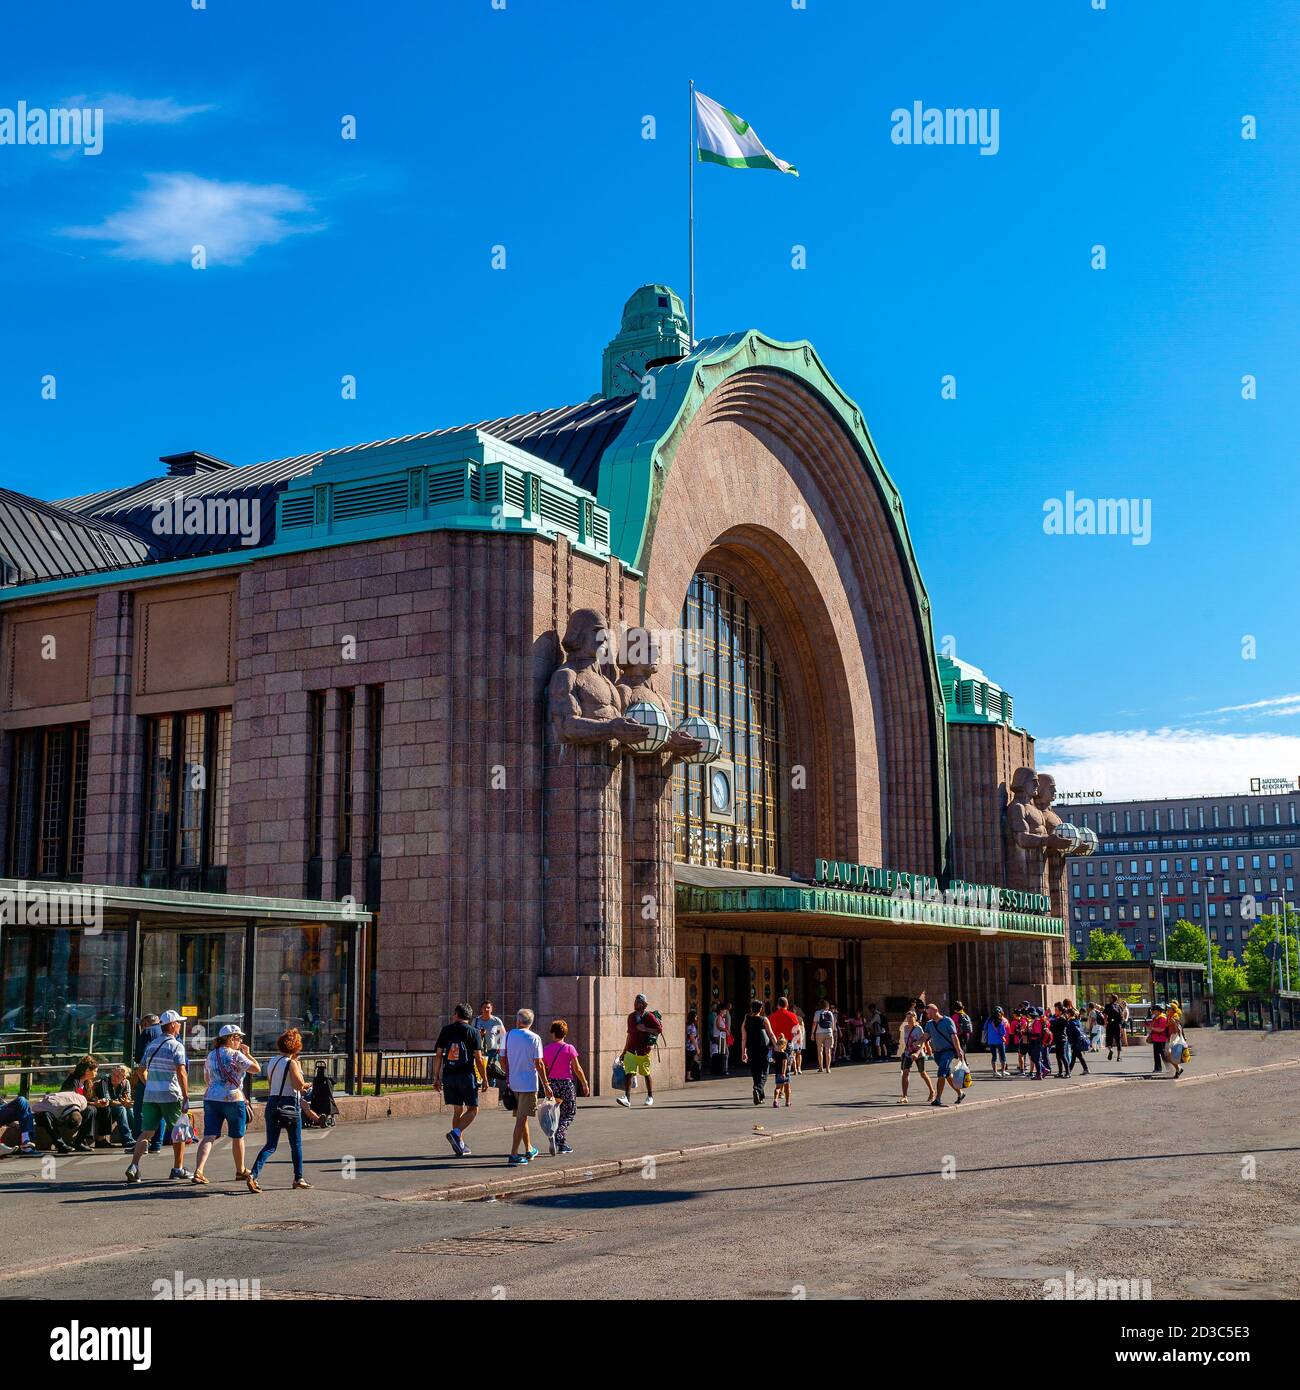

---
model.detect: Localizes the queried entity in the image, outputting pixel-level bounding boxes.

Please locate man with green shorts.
[126,1009,192,1184]
[616,993,663,1108]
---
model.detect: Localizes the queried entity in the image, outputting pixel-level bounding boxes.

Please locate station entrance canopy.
[674,862,1063,943]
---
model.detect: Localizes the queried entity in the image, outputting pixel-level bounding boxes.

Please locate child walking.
[772,1037,793,1107]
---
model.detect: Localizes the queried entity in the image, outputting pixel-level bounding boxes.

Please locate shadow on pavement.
[656,1144,1300,1197]
[514,1187,701,1210]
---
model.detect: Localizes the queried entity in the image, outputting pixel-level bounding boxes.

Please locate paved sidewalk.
[382,1028,1300,1201]
[3,1029,1295,1213]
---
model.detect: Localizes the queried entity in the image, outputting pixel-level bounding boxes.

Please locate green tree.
[1241,911,1300,995]
[1164,918,1209,964]
[1069,943,1080,963]
[1209,949,1248,1012]
[1086,929,1132,962]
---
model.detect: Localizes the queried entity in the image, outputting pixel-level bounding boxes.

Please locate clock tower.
[600,284,693,398]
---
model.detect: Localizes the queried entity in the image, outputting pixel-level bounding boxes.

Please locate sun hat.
[218,1023,244,1039]
[158,1009,182,1025]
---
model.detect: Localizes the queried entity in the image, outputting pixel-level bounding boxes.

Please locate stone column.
[543,734,623,977]
[622,755,676,979]
[83,590,139,885]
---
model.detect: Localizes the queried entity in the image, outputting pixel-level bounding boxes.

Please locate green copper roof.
[600,283,692,398]
[597,324,951,876]
[939,654,1016,727]
[269,428,613,560]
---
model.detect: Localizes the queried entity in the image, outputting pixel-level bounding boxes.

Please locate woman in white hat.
[192,1023,261,1186]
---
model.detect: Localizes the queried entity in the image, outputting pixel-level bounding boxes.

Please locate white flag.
[694,90,798,176]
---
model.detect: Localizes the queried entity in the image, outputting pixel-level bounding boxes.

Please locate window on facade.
[305,692,326,898]
[363,685,384,908]
[673,572,788,873]
[6,724,89,880]
[335,688,356,898]
[140,709,231,891]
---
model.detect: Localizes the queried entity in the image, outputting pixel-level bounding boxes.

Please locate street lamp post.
[1283,898,1292,993]
[1158,884,1168,958]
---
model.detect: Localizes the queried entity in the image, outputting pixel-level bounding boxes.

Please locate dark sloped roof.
[0,488,156,585]
[289,394,638,496]
[29,393,639,584]
[58,454,322,562]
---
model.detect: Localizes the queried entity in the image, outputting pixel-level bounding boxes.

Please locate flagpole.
[688,78,695,346]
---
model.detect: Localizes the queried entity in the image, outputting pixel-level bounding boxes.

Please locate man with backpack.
[812,998,837,1073]
[1104,993,1129,1061]
[616,993,662,1108]
[1064,1007,1091,1076]
[434,1003,484,1156]
[951,1001,974,1054]
[923,1002,967,1106]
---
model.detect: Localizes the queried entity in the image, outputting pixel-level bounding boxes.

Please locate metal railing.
[2,1050,455,1102]
[247,1051,353,1096]
[370,1050,439,1096]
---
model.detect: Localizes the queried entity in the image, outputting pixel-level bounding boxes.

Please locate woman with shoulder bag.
[247,1028,311,1192]
[192,1024,261,1185]
[541,1020,588,1156]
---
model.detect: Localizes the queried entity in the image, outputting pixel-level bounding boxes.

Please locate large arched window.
[672,572,789,873]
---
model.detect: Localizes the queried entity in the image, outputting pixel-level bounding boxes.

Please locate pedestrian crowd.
[0,1009,336,1189]
[694,989,1193,1109]
[1,988,1192,1176]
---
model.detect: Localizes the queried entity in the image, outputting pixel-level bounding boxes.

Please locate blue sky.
[2,0,1298,798]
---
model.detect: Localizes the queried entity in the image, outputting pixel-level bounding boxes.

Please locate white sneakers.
[616,1095,631,1107]
[645,1096,654,1107]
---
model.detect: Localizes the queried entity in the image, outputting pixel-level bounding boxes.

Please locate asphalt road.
[3,1051,1297,1301]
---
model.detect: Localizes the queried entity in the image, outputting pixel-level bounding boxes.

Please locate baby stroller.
[307,1064,339,1128]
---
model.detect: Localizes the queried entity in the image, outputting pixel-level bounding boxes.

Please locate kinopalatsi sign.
[812,858,1051,916]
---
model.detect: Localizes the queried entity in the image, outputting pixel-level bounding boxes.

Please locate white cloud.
[64,173,322,264]
[1037,728,1300,801]
[63,93,213,125]
[1209,693,1300,717]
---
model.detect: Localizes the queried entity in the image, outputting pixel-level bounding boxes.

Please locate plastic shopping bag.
[538,1099,560,1138]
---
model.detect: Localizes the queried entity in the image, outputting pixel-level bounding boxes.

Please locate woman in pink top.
[542,1020,590,1155]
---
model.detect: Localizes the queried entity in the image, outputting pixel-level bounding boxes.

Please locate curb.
[390,1055,1300,1203]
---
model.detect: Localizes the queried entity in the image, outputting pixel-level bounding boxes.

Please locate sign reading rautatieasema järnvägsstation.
[813,859,1052,917]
